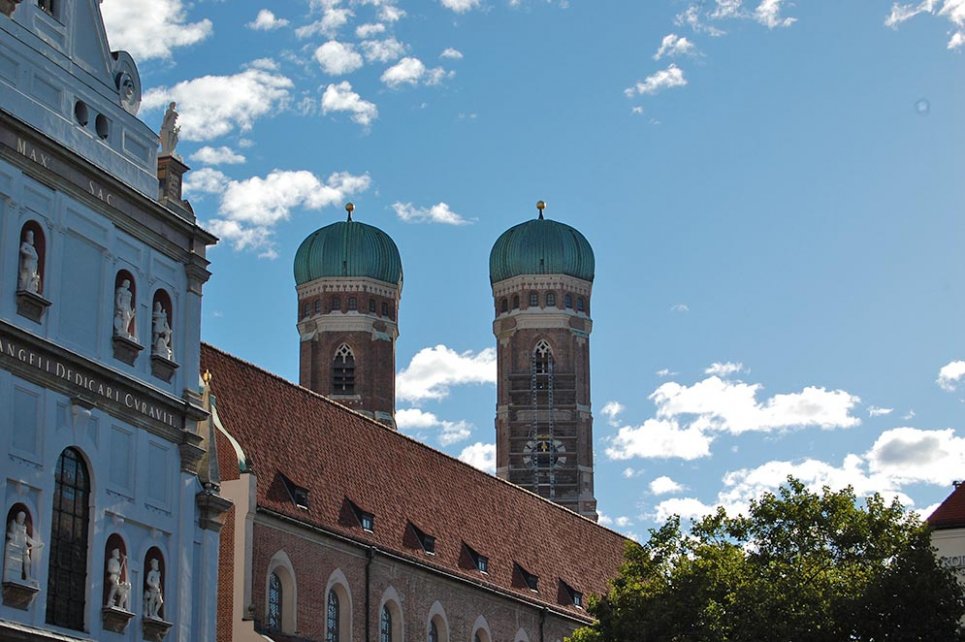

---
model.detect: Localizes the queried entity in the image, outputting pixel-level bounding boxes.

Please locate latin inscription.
[16,137,49,168]
[0,333,180,429]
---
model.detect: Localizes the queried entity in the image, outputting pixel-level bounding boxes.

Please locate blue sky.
[101,0,965,539]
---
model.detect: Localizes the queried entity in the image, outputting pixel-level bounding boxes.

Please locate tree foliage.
[571,478,965,642]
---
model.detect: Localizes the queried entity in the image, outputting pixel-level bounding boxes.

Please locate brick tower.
[489,202,597,520]
[294,203,402,428]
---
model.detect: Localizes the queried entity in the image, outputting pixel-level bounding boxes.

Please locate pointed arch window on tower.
[529,292,539,308]
[331,296,341,312]
[512,295,520,310]
[332,344,356,395]
[546,292,556,307]
[533,340,553,375]
[564,294,573,309]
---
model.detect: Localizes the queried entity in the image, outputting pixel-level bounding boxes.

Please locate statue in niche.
[105,548,131,611]
[159,102,180,156]
[18,230,41,294]
[113,280,136,341]
[4,511,42,584]
[152,302,173,360]
[144,558,163,619]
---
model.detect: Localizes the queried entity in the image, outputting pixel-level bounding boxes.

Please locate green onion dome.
[294,216,402,287]
[489,213,595,284]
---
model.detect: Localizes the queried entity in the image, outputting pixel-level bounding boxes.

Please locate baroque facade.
[0,1,227,641]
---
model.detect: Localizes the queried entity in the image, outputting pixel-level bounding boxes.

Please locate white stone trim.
[427,601,450,642]
[297,277,400,300]
[266,550,297,634]
[470,615,492,642]
[379,585,404,642]
[491,274,592,299]
[513,627,531,642]
[325,568,354,642]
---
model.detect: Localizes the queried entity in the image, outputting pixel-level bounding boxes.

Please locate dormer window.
[410,523,436,554]
[348,499,375,531]
[464,544,489,573]
[279,473,310,509]
[560,580,583,608]
[515,563,538,591]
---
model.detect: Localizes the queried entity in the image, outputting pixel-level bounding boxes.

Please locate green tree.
[571,478,965,642]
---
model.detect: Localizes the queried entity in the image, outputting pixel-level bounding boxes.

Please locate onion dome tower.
[489,201,597,520]
[294,203,402,428]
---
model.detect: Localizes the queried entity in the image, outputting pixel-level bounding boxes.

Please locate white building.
[0,1,227,640]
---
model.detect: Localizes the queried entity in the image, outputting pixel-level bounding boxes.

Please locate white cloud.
[671,303,689,312]
[652,497,716,523]
[649,475,685,495]
[674,4,726,36]
[656,368,677,377]
[458,442,495,473]
[396,408,473,445]
[380,57,452,88]
[296,3,353,38]
[321,82,379,126]
[440,0,481,12]
[183,167,229,195]
[392,202,471,225]
[101,0,212,61]
[653,33,697,60]
[885,0,964,49]
[200,169,370,257]
[651,377,860,434]
[754,0,797,28]
[397,345,497,402]
[441,47,464,59]
[607,418,714,461]
[866,427,965,486]
[314,41,365,75]
[361,38,407,63]
[189,146,246,166]
[867,405,894,417]
[141,66,293,141]
[606,370,860,461]
[626,64,688,97]
[248,9,289,30]
[601,401,625,427]
[379,4,406,22]
[704,362,744,377]
[356,22,386,38]
[938,360,965,391]
[622,467,644,478]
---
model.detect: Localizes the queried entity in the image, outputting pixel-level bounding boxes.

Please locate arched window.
[512,295,520,310]
[427,604,449,642]
[331,296,341,312]
[564,294,573,309]
[332,344,355,395]
[381,301,389,317]
[326,589,339,642]
[546,292,556,307]
[380,605,392,642]
[348,297,357,311]
[303,303,310,318]
[529,292,539,307]
[429,620,439,642]
[17,221,46,295]
[500,298,508,314]
[369,298,377,313]
[533,340,553,375]
[46,448,91,630]
[577,297,585,313]
[315,300,322,314]
[268,571,282,631]
[471,615,492,642]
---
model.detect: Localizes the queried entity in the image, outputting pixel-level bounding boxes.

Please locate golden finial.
[345,202,355,221]
[202,369,213,385]
[536,200,546,220]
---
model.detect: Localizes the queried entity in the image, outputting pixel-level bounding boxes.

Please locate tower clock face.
[523,439,566,468]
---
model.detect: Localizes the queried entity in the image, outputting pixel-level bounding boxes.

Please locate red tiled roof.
[928,484,965,530]
[201,343,627,616]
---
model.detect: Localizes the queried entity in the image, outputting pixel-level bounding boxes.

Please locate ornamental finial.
[345,202,355,222]
[202,370,212,385]
[536,200,545,220]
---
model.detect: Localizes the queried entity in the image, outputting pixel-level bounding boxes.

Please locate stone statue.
[113,280,135,341]
[159,102,180,156]
[152,302,173,360]
[18,230,41,294]
[4,511,42,584]
[105,548,131,610]
[144,558,163,619]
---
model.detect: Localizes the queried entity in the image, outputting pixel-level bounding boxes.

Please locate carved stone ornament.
[0,0,21,19]
[196,490,232,533]
[16,290,51,324]
[2,580,38,610]
[103,605,136,633]
[151,353,178,382]
[142,616,172,642]
[114,334,143,366]
[111,51,142,115]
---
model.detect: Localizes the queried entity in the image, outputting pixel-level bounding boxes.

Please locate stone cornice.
[0,112,217,263]
[491,274,592,299]
[297,313,399,339]
[297,276,401,300]
[0,319,206,444]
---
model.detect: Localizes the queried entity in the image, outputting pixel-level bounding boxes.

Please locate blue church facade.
[0,1,227,640]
